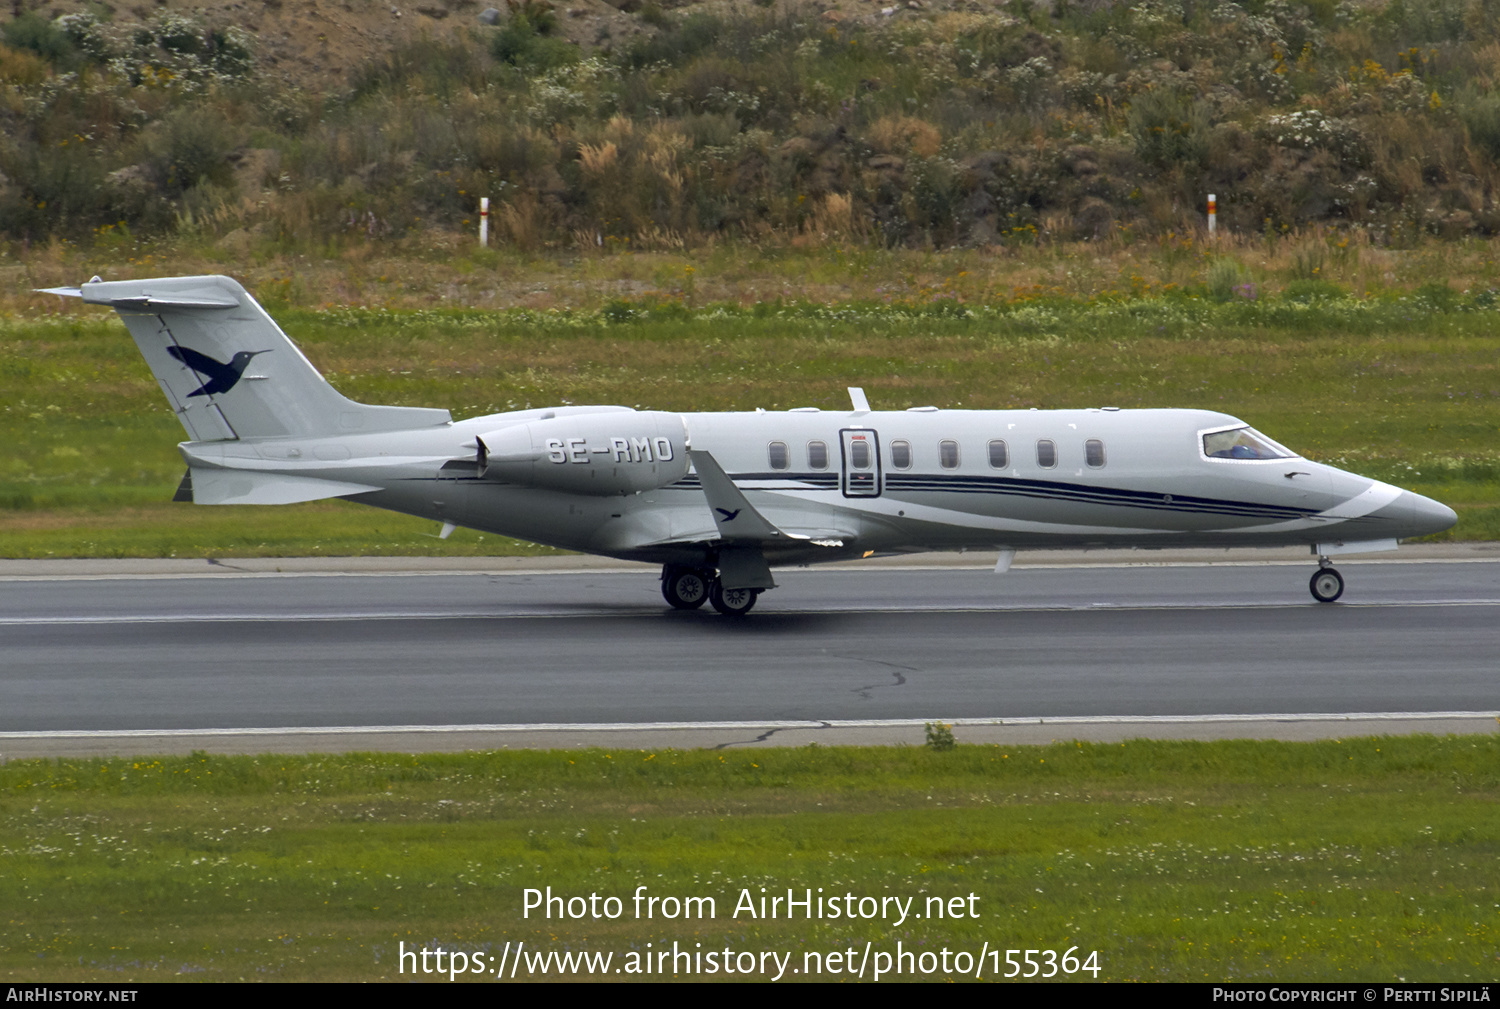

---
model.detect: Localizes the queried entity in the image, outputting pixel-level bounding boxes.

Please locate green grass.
[1,737,1496,981]
[4,294,1500,557]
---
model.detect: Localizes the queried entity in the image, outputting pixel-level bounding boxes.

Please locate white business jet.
[44,276,1457,614]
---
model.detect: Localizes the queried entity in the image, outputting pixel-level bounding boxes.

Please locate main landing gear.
[661,565,761,615]
[661,566,710,610]
[1309,558,1345,603]
[708,581,759,616]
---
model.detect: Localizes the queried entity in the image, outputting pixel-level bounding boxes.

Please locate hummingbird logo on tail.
[166,346,270,397]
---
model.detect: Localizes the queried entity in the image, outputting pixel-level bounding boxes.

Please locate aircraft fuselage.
[178,403,1455,567]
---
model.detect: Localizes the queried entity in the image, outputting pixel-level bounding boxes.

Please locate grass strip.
[1,736,1496,982]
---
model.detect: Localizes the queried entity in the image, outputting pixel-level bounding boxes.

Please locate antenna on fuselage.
[847,387,870,414]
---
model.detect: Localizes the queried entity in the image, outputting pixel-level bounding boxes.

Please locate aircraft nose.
[1409,491,1458,537]
[1383,490,1457,538]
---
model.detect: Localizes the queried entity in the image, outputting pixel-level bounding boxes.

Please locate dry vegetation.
[6,0,1500,257]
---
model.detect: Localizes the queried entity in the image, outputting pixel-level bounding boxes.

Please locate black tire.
[1309,567,1344,603]
[661,567,710,610]
[708,581,758,616]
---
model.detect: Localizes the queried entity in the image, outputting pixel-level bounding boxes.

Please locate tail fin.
[44,275,450,441]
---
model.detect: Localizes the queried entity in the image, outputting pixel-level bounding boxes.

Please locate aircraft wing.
[687,450,846,547]
[689,450,785,542]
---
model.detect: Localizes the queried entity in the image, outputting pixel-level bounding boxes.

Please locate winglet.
[848,387,871,413]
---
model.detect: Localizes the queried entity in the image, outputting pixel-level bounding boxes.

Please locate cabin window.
[890,440,912,469]
[768,441,789,470]
[988,440,1009,468]
[1203,426,1296,460]
[807,440,828,469]
[939,440,960,469]
[849,439,871,468]
[1085,439,1106,468]
[1036,439,1057,468]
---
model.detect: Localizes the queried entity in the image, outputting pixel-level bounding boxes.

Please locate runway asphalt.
[1,550,1496,755]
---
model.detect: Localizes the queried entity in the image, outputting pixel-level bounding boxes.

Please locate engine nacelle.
[478,411,689,496]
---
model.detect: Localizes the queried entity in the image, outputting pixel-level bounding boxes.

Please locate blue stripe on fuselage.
[883,473,1312,520]
[664,471,1313,521]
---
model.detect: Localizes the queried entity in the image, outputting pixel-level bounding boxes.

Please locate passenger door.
[840,429,881,497]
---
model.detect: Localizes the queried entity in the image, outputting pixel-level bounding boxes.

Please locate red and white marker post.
[1207,193,1217,237]
[480,197,489,248]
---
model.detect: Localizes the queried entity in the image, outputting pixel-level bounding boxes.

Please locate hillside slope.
[3,0,1499,249]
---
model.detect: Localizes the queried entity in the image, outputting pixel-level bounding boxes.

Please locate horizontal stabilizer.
[107,294,241,311]
[189,468,381,506]
[42,285,242,311]
[40,285,240,311]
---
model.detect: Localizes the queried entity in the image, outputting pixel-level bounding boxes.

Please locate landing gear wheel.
[661,567,710,610]
[708,582,759,616]
[1309,567,1344,603]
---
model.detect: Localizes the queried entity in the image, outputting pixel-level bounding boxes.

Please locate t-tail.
[42,275,450,441]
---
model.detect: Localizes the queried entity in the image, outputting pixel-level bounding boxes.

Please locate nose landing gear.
[1309,559,1344,603]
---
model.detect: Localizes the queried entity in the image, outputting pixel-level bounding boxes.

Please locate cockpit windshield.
[1203,426,1297,461]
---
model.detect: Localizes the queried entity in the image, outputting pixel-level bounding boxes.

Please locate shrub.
[205,26,255,78]
[491,1,578,72]
[56,12,113,64]
[1207,258,1251,302]
[867,115,942,158]
[620,12,723,70]
[1127,91,1210,169]
[0,142,110,239]
[924,722,957,751]
[2,13,73,65]
[0,43,51,85]
[1260,110,1370,167]
[147,110,235,195]
[1457,88,1500,161]
[1291,242,1327,280]
[1413,280,1461,310]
